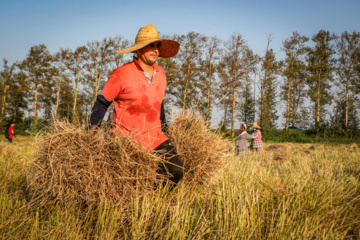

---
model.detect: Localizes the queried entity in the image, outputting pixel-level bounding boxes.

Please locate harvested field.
[1,133,360,239]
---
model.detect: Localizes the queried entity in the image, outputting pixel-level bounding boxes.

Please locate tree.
[281,32,309,129]
[216,61,232,130]
[52,48,72,119]
[174,32,207,111]
[6,70,29,125]
[19,44,52,129]
[157,55,179,114]
[218,33,249,136]
[198,36,221,121]
[110,36,130,69]
[258,35,280,129]
[306,30,337,129]
[335,31,360,129]
[239,49,260,125]
[67,46,87,123]
[0,59,16,126]
[84,38,114,110]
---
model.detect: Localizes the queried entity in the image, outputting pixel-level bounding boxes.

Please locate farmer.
[89,24,184,186]
[235,123,254,154]
[250,122,263,152]
[7,122,15,143]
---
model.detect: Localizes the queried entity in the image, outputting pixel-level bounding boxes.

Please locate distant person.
[250,122,263,152]
[235,123,254,154]
[7,122,15,143]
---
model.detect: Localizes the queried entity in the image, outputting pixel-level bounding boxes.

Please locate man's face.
[137,42,161,66]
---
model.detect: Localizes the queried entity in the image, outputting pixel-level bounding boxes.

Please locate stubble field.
[0,136,359,239]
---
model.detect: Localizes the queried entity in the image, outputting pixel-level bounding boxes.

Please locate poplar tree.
[56,75,74,121]
[158,56,179,114]
[19,44,52,129]
[218,33,248,136]
[174,32,206,111]
[110,36,130,69]
[0,59,15,126]
[335,31,360,130]
[239,49,260,125]
[53,48,71,119]
[7,70,28,124]
[281,32,309,129]
[258,36,280,129]
[198,36,220,121]
[215,61,232,130]
[84,38,113,110]
[306,30,337,129]
[68,46,87,123]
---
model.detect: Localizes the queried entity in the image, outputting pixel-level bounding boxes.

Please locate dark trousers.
[7,137,12,143]
[154,140,184,185]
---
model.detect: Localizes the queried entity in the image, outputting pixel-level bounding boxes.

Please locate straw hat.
[250,122,261,129]
[116,24,180,58]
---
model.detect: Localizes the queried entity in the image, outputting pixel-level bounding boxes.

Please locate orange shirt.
[101,57,168,150]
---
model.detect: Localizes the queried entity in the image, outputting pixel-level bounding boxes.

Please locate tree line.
[1,30,360,137]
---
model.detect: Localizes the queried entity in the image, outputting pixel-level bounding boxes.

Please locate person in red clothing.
[7,122,15,143]
[89,24,183,187]
[250,122,263,152]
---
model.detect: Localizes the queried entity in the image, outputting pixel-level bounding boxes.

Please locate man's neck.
[137,58,154,73]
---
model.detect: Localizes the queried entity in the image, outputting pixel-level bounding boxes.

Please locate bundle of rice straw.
[30,121,166,207]
[266,144,290,161]
[30,112,229,207]
[166,112,228,183]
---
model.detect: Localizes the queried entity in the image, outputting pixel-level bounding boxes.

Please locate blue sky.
[1,0,359,64]
[1,0,359,127]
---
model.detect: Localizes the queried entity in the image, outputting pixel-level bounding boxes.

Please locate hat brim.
[116,39,180,58]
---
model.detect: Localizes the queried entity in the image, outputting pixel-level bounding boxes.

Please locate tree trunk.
[345,77,349,129]
[206,62,212,120]
[222,104,228,129]
[182,59,192,112]
[316,72,321,128]
[54,68,63,119]
[285,78,291,130]
[231,86,236,137]
[94,70,102,106]
[33,87,38,128]
[0,86,7,117]
[13,102,18,122]
[72,69,79,123]
[260,75,266,126]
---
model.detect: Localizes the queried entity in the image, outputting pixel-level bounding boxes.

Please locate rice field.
[0,135,360,239]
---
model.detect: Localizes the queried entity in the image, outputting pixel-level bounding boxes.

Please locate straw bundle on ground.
[166,112,229,183]
[266,144,290,161]
[30,112,229,207]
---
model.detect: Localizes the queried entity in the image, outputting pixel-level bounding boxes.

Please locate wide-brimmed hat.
[250,122,261,129]
[116,24,180,58]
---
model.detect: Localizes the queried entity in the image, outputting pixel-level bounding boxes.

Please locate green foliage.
[262,127,360,144]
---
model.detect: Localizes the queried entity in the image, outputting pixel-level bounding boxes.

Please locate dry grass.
[1,136,360,239]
